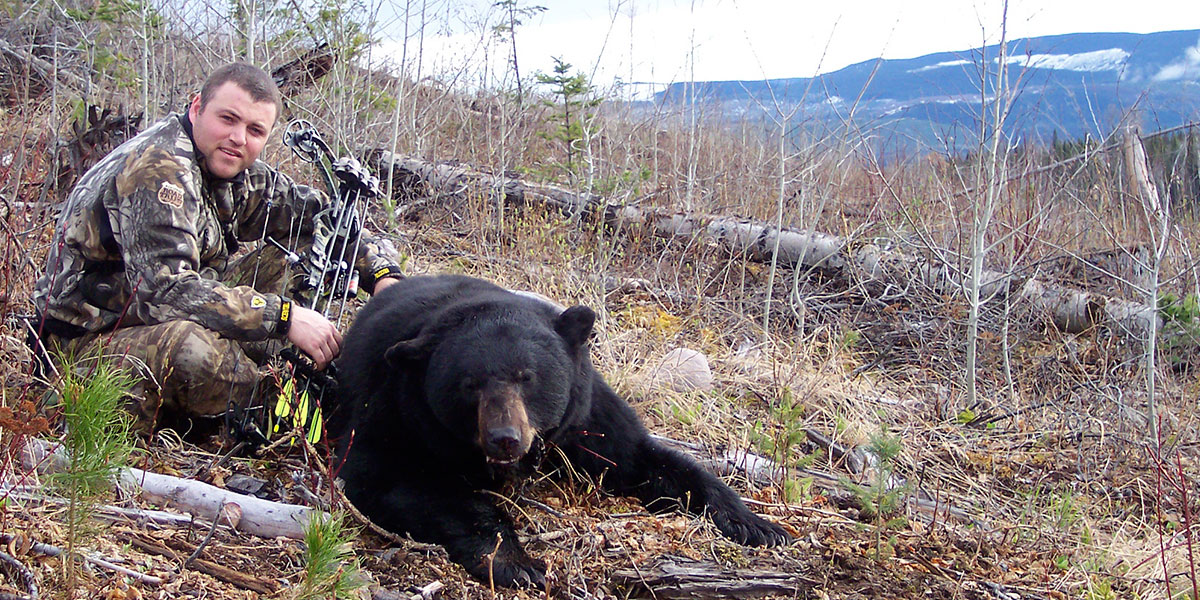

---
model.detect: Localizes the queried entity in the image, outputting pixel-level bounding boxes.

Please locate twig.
[0,532,162,586]
[83,554,165,586]
[518,496,566,519]
[19,317,60,380]
[1177,453,1200,600]
[741,497,857,525]
[121,534,275,594]
[183,503,225,567]
[806,428,866,474]
[255,427,302,456]
[298,437,438,550]
[518,530,569,544]
[196,440,246,481]
[954,120,1199,197]
[485,532,502,594]
[966,401,1051,428]
[608,535,657,600]
[0,38,87,90]
[0,549,37,599]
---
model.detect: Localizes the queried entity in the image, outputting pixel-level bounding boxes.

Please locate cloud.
[1153,36,1200,82]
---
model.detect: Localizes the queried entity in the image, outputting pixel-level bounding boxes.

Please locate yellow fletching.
[271,376,323,443]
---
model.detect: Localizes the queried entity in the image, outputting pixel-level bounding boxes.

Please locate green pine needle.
[297,512,367,600]
[49,357,137,497]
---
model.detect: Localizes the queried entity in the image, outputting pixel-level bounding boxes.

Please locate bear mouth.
[483,436,544,469]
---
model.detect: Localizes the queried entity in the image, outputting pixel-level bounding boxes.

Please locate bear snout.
[484,426,524,461]
[476,383,535,464]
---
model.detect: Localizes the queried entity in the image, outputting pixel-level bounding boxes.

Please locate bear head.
[383,302,596,466]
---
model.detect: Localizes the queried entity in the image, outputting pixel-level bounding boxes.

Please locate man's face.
[188,81,276,180]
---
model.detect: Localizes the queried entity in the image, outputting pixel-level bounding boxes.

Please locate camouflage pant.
[45,243,301,434]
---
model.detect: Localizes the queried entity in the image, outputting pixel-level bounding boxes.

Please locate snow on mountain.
[1008,48,1130,72]
[911,48,1130,74]
[909,59,972,74]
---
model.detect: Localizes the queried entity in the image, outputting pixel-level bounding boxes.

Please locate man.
[31,62,403,434]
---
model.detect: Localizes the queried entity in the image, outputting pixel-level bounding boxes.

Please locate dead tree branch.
[369,151,1162,338]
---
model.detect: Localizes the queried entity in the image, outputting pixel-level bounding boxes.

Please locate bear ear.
[555,305,595,348]
[384,333,433,366]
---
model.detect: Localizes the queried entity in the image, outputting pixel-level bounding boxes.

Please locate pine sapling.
[48,355,136,593]
[297,511,367,600]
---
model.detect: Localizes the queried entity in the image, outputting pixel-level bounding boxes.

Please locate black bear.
[330,275,788,587]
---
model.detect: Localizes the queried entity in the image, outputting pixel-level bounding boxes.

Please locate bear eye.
[460,377,482,392]
[516,370,535,384]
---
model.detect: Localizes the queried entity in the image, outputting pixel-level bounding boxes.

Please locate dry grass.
[3,5,1200,599]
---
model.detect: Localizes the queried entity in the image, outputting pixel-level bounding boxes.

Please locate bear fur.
[330,275,788,587]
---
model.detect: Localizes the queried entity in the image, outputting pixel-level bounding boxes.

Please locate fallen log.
[272,44,335,95]
[20,438,320,540]
[648,434,983,528]
[367,151,1163,338]
[1,487,217,529]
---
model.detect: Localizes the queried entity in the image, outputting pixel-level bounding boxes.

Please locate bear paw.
[712,509,791,547]
[471,551,546,588]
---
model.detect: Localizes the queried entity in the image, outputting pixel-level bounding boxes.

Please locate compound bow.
[230,119,382,446]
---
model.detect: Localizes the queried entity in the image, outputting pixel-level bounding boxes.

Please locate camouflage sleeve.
[241,161,405,295]
[112,147,287,341]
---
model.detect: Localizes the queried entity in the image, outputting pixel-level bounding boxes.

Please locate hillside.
[2,6,1200,600]
[658,29,1200,153]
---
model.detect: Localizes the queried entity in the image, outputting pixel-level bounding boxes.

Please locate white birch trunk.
[20,438,320,539]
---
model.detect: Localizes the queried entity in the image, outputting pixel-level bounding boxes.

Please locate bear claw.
[715,512,791,547]
[476,558,546,588]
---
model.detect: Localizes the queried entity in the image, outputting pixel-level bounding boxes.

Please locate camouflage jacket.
[32,113,402,342]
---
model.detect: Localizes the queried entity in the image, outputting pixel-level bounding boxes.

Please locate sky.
[368,0,1200,97]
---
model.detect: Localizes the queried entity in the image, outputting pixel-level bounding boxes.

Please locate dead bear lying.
[330,275,789,587]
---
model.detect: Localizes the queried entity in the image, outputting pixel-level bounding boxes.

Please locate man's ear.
[188,94,203,120]
[555,306,595,349]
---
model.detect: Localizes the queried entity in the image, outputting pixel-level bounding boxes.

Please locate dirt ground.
[2,430,1036,600]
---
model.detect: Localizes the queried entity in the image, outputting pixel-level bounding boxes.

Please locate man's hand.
[287,305,343,369]
[373,276,399,294]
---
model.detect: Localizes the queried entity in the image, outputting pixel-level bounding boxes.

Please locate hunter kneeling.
[30,62,402,435]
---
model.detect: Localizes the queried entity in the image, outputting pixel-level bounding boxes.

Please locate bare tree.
[1125,127,1170,443]
[964,1,1013,407]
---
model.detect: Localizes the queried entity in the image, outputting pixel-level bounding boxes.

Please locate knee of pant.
[160,321,254,383]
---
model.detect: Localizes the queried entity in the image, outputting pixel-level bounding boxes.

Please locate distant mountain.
[656,30,1200,153]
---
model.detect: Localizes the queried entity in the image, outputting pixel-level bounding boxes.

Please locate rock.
[225,474,268,497]
[653,348,714,392]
